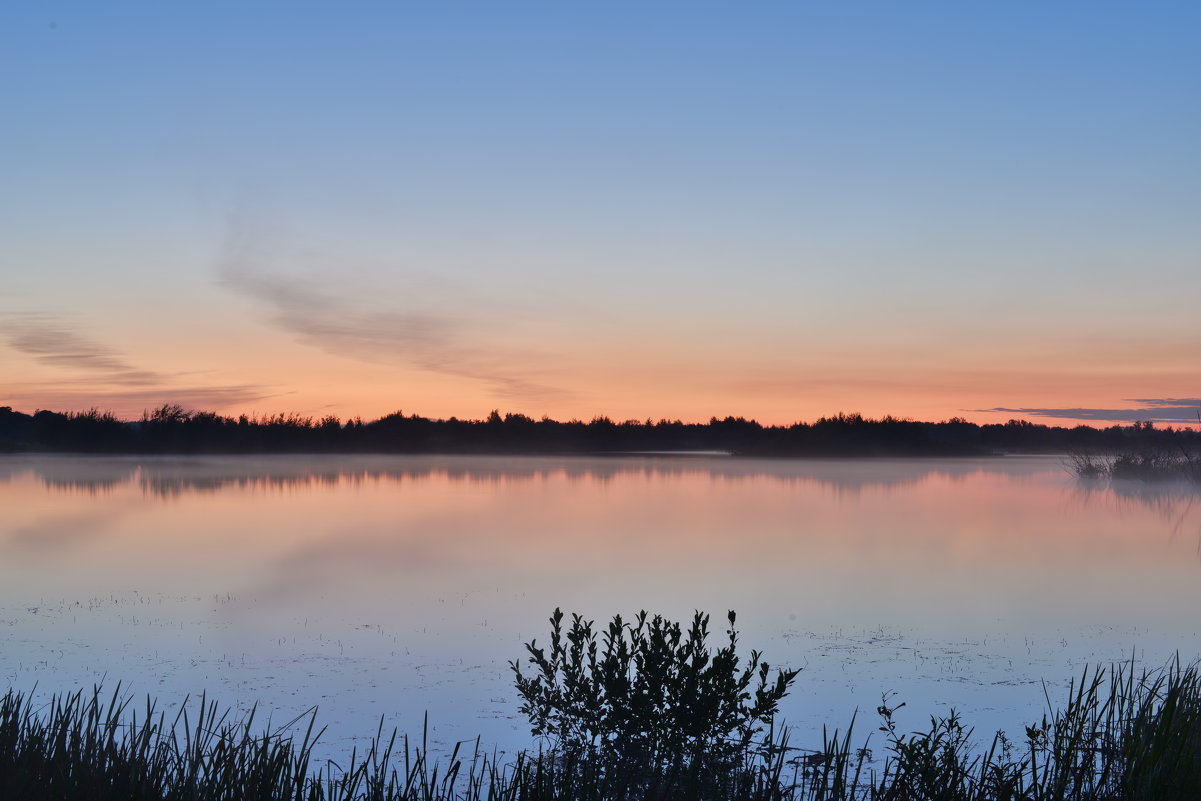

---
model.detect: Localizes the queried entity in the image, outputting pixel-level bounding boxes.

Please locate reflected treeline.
[3,405,1198,457]
[1071,478,1201,548]
[0,453,1050,499]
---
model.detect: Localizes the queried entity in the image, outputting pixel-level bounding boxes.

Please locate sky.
[2,2,1199,427]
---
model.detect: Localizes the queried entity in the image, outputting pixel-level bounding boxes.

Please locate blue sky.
[2,1,1199,424]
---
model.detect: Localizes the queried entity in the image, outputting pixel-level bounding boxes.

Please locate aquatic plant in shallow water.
[1068,449,1201,484]
[510,608,800,797]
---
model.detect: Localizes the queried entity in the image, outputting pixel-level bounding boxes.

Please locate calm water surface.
[2,454,1199,759]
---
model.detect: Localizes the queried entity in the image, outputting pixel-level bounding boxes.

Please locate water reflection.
[2,453,1061,498]
[1068,478,1201,559]
[1,453,1198,761]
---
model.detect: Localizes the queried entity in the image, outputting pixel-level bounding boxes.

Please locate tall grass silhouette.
[4,658,1200,798]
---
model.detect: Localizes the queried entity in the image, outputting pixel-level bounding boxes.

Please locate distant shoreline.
[3,405,1198,459]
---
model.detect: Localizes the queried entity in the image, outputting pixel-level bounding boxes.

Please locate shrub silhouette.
[510,608,798,778]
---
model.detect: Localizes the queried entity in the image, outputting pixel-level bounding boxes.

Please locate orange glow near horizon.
[2,302,1198,429]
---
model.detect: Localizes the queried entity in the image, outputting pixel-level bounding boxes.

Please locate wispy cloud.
[978,399,1201,424]
[4,317,162,384]
[1,314,278,416]
[216,219,568,401]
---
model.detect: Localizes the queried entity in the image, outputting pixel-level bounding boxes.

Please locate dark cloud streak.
[978,399,1201,424]
[5,319,162,384]
[2,384,282,415]
[1,314,278,416]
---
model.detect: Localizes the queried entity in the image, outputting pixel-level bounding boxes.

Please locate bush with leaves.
[510,608,798,781]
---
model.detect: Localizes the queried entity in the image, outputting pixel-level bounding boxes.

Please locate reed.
[1069,450,1201,483]
[3,660,1199,800]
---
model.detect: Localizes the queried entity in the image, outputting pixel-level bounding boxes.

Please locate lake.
[2,453,1199,762]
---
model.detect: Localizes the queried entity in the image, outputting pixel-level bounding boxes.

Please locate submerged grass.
[3,659,1200,800]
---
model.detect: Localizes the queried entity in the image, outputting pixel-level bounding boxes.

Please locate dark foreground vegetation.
[4,609,1200,800]
[3,405,1199,458]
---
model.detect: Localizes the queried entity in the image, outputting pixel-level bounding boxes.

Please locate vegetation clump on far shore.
[4,609,1201,799]
[1069,446,1201,485]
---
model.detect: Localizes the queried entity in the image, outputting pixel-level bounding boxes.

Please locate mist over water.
[2,453,1199,760]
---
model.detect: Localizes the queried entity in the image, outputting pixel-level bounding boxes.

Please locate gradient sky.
[2,2,1199,426]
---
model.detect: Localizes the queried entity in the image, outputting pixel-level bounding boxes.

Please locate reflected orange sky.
[4,454,1199,632]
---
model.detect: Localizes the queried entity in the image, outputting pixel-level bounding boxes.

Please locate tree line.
[1,404,1197,457]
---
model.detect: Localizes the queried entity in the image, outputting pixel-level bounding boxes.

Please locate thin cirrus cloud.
[978,399,1201,424]
[5,319,162,385]
[0,315,277,415]
[216,224,568,402]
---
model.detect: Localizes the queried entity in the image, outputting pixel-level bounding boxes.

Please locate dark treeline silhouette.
[1,405,1198,457]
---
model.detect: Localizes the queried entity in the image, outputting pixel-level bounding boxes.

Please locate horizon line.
[4,404,1197,433]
